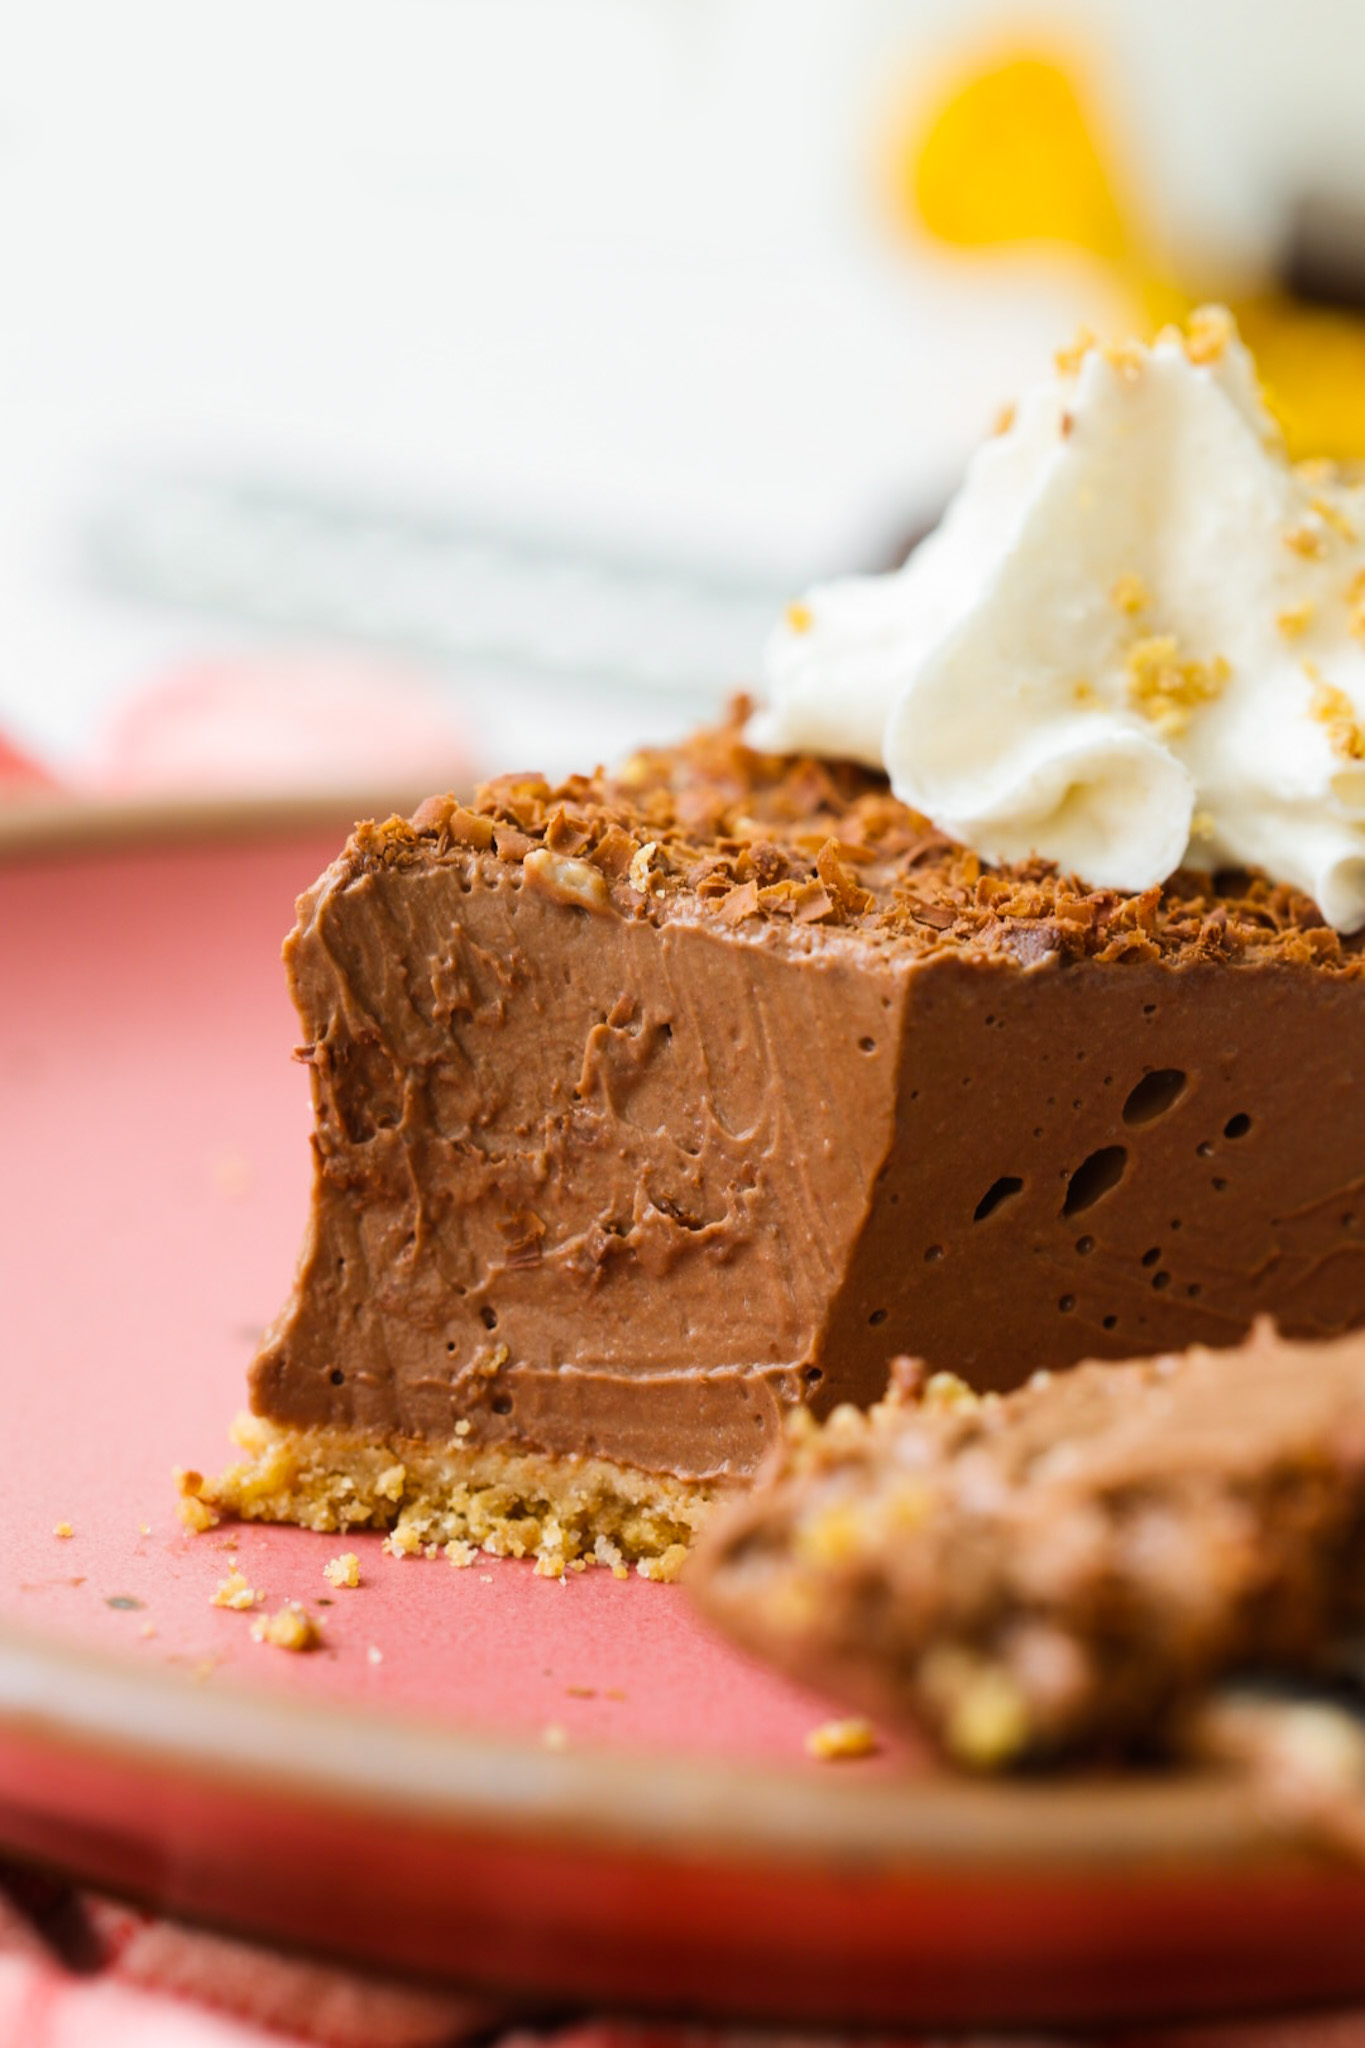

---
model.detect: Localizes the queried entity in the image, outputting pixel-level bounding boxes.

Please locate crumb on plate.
[211,1568,262,1611]
[174,1470,219,1533]
[805,1716,879,1762]
[251,1603,321,1652]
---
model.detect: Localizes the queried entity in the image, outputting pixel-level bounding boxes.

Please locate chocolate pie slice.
[181,712,1365,1575]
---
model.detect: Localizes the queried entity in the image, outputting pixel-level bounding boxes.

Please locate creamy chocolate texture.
[250,710,1365,1482]
[689,1325,1365,1763]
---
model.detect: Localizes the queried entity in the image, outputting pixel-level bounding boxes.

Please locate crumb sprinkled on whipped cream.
[1313,496,1359,544]
[1110,572,1150,616]
[1182,304,1235,366]
[1348,570,1365,642]
[1054,327,1096,378]
[1278,602,1315,640]
[1285,524,1328,560]
[1126,637,1231,740]
[1309,668,1365,760]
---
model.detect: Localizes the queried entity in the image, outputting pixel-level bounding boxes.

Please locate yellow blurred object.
[1234,299,1365,462]
[900,54,1128,261]
[893,41,1365,461]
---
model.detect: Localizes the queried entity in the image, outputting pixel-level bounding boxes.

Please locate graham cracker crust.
[177,1414,720,1580]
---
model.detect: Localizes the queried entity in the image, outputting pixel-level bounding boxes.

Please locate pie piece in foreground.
[688,1323,1365,1765]
[181,713,1365,1576]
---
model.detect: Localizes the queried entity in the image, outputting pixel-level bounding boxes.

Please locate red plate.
[3,813,1365,2030]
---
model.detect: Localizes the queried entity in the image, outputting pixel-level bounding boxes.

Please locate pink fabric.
[0,654,471,808]
[80,656,470,798]
[0,1864,499,2047]
[0,731,59,791]
[0,1869,1360,2048]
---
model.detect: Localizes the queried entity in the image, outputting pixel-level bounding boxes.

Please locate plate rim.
[0,785,451,864]
[0,1609,1338,1880]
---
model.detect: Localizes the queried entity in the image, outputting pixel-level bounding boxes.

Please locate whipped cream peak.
[752,310,1365,931]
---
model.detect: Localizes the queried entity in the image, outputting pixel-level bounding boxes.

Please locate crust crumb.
[251,1603,321,1652]
[375,1464,406,1503]
[924,1372,978,1413]
[636,1541,689,1582]
[805,1716,878,1762]
[922,1648,1034,1769]
[211,1568,261,1611]
[323,1552,360,1589]
[175,1469,220,1532]
[52,1523,73,1540]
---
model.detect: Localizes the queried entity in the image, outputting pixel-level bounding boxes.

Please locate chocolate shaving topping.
[345,701,1358,974]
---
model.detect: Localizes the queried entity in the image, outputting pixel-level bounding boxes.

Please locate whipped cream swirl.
[751,311,1365,930]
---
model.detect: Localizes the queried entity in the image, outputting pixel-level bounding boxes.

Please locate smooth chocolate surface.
[249,711,1365,1480]
[689,1325,1365,1762]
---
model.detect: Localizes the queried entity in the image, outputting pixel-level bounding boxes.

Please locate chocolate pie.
[181,711,1365,1575]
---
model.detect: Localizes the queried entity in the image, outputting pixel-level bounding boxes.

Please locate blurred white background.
[6,0,1365,788]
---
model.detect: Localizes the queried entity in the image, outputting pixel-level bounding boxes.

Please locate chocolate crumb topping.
[356,700,1363,974]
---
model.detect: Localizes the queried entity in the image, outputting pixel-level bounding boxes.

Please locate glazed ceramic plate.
[3,815,1365,2030]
